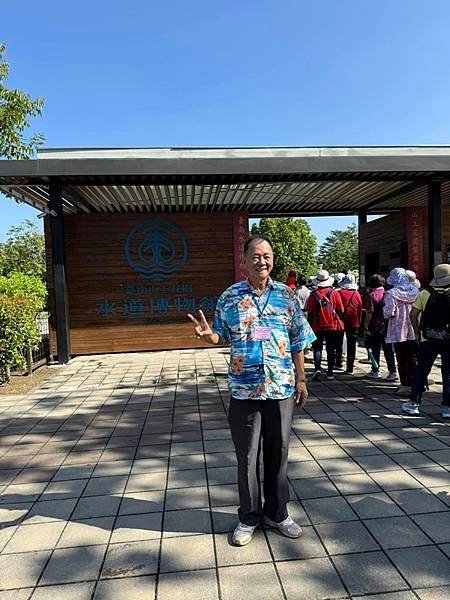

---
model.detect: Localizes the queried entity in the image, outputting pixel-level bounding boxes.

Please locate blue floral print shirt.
[212,278,316,400]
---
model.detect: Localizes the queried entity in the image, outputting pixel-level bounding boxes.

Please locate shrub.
[0,272,46,311]
[0,294,41,382]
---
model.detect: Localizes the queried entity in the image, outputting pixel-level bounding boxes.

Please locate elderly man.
[188,235,315,546]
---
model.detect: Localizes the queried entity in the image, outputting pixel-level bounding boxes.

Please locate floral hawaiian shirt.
[212,278,316,400]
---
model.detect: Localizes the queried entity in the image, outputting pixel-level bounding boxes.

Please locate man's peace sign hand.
[187,310,218,345]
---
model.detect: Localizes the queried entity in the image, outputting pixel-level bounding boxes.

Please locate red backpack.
[312,289,342,331]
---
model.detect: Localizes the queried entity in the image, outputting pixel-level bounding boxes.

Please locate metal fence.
[12,313,51,376]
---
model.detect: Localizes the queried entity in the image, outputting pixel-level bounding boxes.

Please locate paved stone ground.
[0,347,449,600]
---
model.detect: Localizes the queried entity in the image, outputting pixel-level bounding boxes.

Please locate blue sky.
[2,0,450,242]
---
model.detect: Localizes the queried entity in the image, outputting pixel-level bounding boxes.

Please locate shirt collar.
[246,276,274,294]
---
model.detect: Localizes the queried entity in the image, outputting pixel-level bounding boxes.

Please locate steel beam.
[427,180,443,278]
[48,180,71,364]
[358,211,367,287]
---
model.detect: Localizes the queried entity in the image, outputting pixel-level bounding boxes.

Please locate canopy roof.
[1,146,449,216]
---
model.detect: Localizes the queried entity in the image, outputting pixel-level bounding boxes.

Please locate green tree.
[0,42,44,159]
[318,223,358,274]
[251,217,318,280]
[0,220,46,281]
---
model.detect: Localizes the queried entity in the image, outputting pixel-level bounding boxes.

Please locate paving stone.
[82,475,127,497]
[306,444,347,460]
[72,494,121,519]
[203,452,235,468]
[3,521,66,553]
[407,467,450,488]
[363,516,432,548]
[341,442,383,456]
[111,512,162,543]
[209,484,239,507]
[31,581,95,599]
[424,449,450,466]
[160,533,215,572]
[392,452,440,470]
[211,505,239,533]
[40,545,107,584]
[0,589,32,599]
[126,472,167,492]
[302,496,357,524]
[158,569,217,600]
[416,587,450,600]
[57,516,114,547]
[165,486,209,510]
[163,507,212,537]
[316,520,380,554]
[287,446,313,461]
[0,550,50,589]
[41,479,87,500]
[215,530,271,566]
[276,556,347,599]
[92,460,133,477]
[51,464,97,481]
[101,539,160,578]
[93,575,156,599]
[266,525,327,560]
[352,593,416,600]
[411,512,450,543]
[331,473,381,495]
[287,460,325,479]
[355,454,402,472]
[369,470,423,491]
[290,477,339,500]
[219,563,284,600]
[333,550,408,595]
[167,468,207,488]
[388,488,448,514]
[318,457,364,475]
[1,482,47,503]
[119,490,164,515]
[387,546,450,587]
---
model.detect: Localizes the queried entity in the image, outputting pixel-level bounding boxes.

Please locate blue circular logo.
[125,219,188,280]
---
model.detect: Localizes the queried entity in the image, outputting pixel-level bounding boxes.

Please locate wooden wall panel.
[46,213,237,355]
[360,207,450,284]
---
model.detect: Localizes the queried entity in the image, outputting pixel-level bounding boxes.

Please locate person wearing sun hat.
[336,273,362,374]
[403,264,450,418]
[305,269,344,381]
[383,267,420,397]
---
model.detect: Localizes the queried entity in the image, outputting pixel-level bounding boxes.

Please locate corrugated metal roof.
[1,146,449,215]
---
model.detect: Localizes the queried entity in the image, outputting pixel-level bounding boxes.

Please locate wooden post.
[49,180,71,364]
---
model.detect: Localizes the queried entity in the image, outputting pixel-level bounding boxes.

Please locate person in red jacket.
[337,274,362,374]
[306,269,344,381]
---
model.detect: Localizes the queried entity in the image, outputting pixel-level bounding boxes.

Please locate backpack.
[421,287,450,343]
[342,291,356,326]
[312,289,341,331]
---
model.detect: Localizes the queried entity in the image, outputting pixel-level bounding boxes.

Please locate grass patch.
[0,366,62,395]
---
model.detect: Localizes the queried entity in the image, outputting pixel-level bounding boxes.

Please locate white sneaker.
[312,370,321,382]
[386,372,399,382]
[366,371,380,379]
[232,522,258,546]
[441,406,450,419]
[402,401,420,416]
[264,516,303,538]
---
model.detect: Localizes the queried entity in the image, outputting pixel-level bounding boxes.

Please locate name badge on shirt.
[252,326,272,341]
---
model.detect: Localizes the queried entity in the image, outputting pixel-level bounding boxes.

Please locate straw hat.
[311,269,334,288]
[430,264,450,287]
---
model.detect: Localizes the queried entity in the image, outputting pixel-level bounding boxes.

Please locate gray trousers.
[228,396,294,526]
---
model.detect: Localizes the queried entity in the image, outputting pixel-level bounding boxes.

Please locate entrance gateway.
[1,146,449,363]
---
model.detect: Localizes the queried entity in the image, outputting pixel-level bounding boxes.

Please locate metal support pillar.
[358,210,367,287]
[427,180,443,279]
[49,180,71,364]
